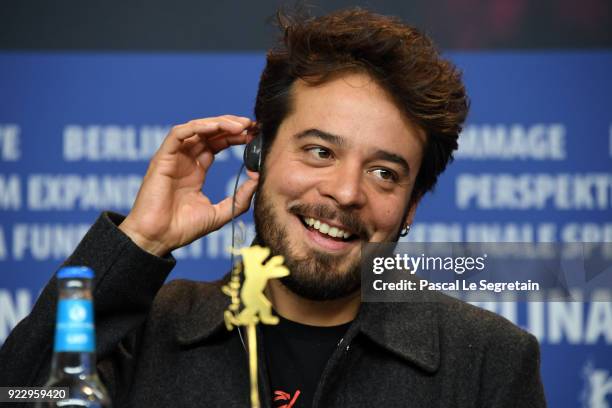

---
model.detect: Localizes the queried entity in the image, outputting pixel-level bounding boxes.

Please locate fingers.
[159,115,253,156]
[210,177,259,231]
[188,128,251,155]
[195,149,215,171]
[203,119,257,154]
[246,169,259,180]
[205,131,250,154]
[191,129,256,172]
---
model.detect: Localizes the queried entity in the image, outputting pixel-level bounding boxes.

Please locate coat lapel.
[174,273,441,374]
[358,300,441,373]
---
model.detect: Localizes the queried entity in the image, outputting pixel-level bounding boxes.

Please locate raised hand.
[118,115,259,256]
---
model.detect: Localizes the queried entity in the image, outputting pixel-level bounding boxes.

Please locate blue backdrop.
[1,51,611,407]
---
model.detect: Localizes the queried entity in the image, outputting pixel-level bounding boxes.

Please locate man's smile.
[302,216,354,239]
[292,213,361,252]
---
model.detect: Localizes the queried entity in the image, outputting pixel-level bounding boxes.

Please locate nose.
[317,161,367,209]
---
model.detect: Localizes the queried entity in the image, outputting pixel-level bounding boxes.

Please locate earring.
[400,224,411,237]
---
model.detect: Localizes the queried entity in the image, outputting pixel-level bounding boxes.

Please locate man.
[0,8,546,407]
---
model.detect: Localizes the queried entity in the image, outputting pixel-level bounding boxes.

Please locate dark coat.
[0,213,546,407]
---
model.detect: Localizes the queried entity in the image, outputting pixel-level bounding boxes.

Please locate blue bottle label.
[54,299,95,352]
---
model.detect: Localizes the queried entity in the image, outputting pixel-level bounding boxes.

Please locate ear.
[402,195,421,228]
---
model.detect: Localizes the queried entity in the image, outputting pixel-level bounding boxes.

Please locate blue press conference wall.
[0,51,611,406]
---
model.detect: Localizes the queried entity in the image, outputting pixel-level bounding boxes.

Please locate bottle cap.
[57,266,94,279]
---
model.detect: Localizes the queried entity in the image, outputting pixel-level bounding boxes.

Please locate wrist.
[118,220,170,257]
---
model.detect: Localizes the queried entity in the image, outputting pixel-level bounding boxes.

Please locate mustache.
[288,202,370,239]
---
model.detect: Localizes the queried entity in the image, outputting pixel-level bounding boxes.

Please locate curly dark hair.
[254,7,469,205]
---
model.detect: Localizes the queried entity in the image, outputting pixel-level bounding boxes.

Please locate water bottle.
[36,266,111,407]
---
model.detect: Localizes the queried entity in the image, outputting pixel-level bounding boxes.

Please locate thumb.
[211,178,259,230]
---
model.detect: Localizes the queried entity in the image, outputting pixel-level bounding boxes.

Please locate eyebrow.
[371,150,411,176]
[294,128,411,176]
[294,128,347,147]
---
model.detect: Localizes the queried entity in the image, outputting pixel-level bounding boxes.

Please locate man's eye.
[370,168,398,182]
[307,147,332,160]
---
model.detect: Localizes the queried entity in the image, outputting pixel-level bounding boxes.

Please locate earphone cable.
[230,163,248,352]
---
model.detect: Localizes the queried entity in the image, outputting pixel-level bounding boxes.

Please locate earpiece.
[243,134,263,172]
[231,132,264,351]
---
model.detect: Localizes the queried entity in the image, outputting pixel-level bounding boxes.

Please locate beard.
[253,180,366,301]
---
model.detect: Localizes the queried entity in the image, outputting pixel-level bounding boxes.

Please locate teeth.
[302,217,351,240]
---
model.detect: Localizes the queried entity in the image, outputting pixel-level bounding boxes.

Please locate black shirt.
[262,314,351,408]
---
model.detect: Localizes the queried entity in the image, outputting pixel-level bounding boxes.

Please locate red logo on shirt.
[273,389,301,408]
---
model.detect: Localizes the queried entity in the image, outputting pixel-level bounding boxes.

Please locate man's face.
[254,72,425,300]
